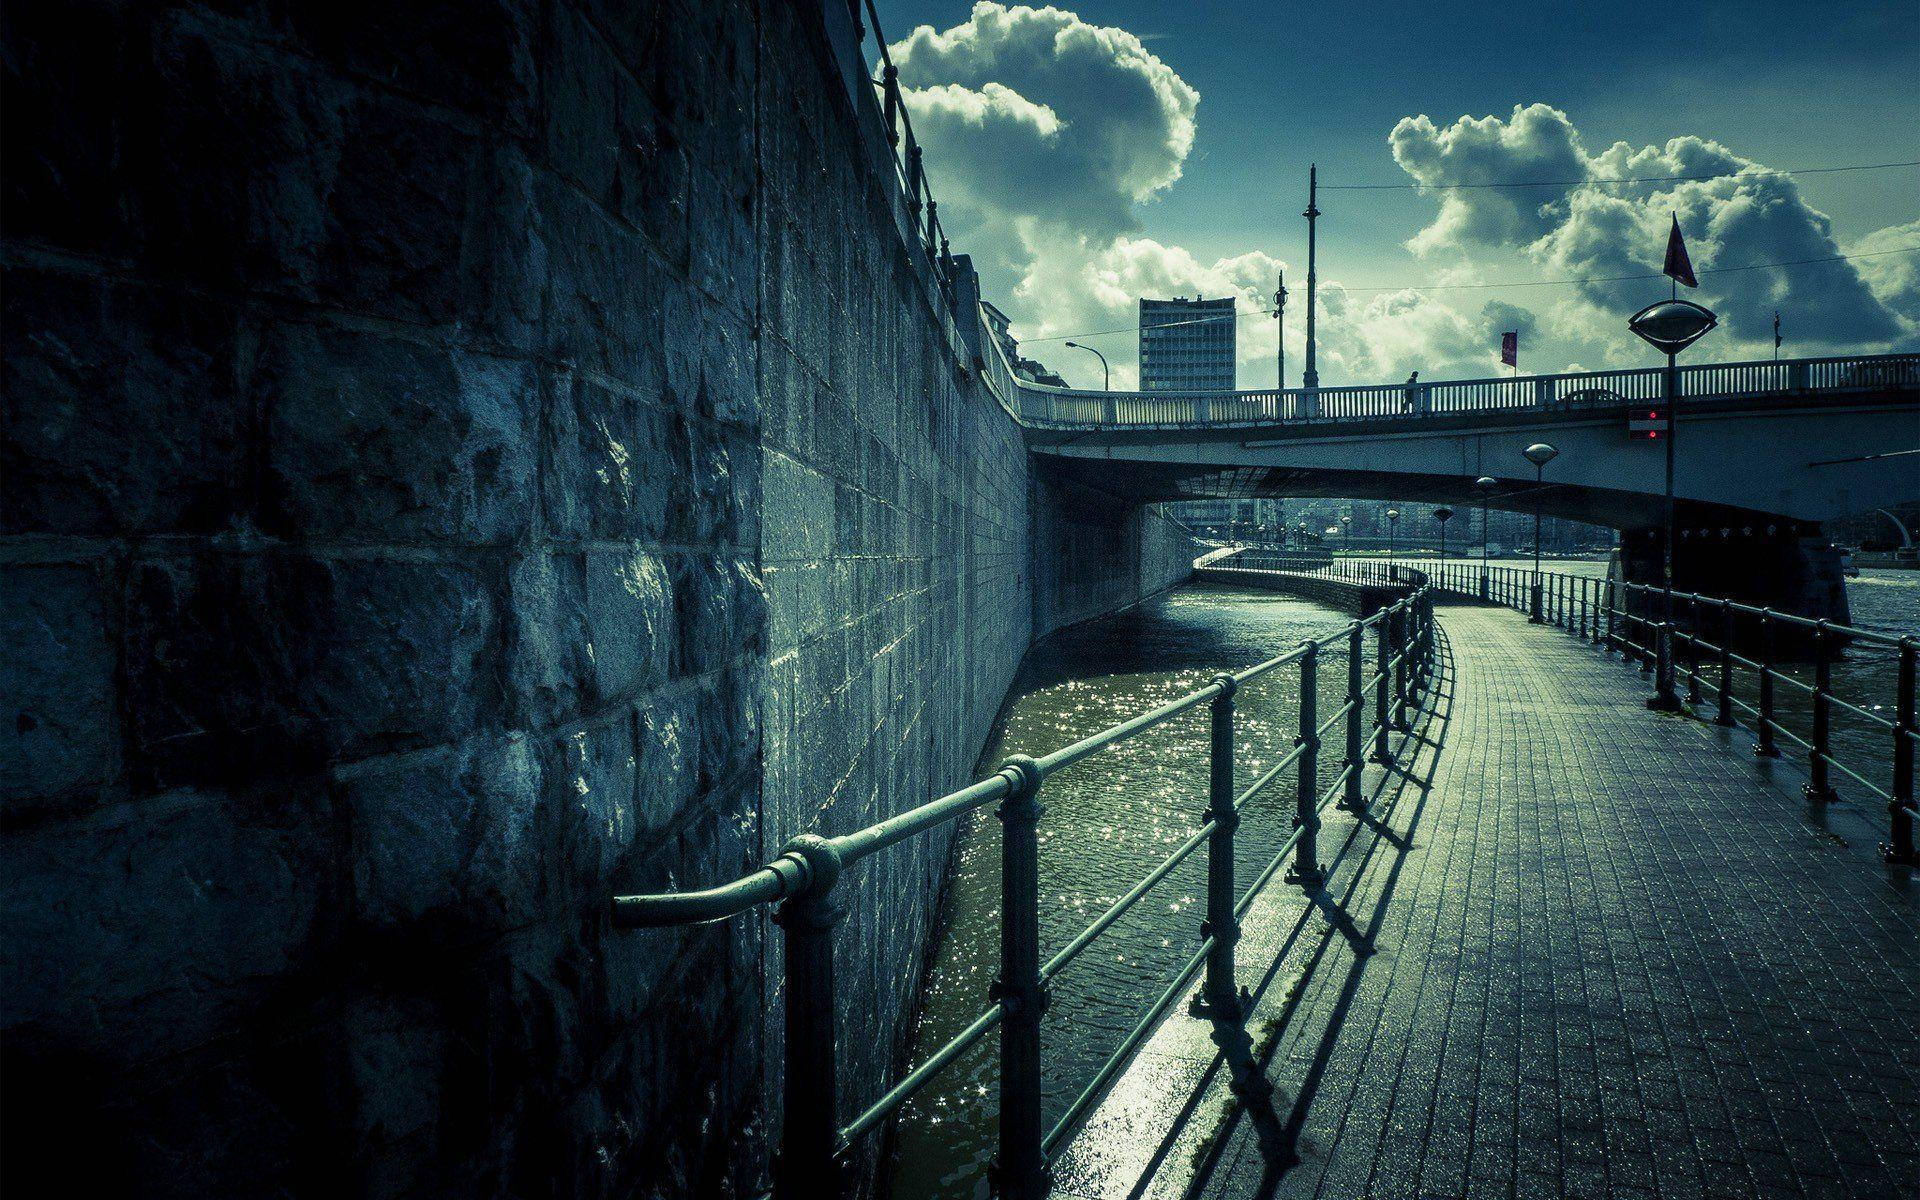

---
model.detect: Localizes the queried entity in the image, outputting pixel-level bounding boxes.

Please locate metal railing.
[611,571,1439,1199]
[849,0,957,292]
[1014,352,1920,429]
[1287,554,1916,866]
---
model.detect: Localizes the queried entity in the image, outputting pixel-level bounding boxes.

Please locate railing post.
[1716,600,1736,727]
[772,835,846,1200]
[1805,622,1838,803]
[1343,622,1366,810]
[1286,643,1326,891]
[1605,579,1617,653]
[1754,610,1781,758]
[1685,597,1703,704]
[1886,637,1918,865]
[1372,608,1392,762]
[1194,678,1244,1019]
[1393,602,1411,731]
[993,756,1049,1200]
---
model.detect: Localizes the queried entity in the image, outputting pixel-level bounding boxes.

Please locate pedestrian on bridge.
[1403,371,1420,413]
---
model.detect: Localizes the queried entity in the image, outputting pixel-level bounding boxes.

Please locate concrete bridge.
[1003,353,1920,620]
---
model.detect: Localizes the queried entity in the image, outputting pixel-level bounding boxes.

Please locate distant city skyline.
[883,1,1920,389]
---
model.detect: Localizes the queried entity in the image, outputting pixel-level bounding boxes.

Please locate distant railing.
[1253,553,1918,865]
[611,567,1438,1199]
[849,0,957,293]
[1014,352,1920,428]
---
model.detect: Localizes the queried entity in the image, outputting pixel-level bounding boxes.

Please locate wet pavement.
[1046,604,1920,1200]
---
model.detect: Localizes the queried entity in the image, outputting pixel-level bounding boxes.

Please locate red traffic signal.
[1628,406,1667,440]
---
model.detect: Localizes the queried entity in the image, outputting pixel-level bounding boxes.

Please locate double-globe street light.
[1627,298,1718,711]
[1522,443,1559,622]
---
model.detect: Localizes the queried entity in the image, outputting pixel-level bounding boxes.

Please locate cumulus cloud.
[889,3,1512,387]
[1850,218,1920,330]
[891,3,1197,243]
[1391,104,1910,347]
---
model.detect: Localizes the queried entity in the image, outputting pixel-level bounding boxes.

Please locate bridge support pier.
[1615,528,1850,656]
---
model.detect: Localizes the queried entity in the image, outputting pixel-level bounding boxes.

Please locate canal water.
[884,582,1369,1199]
[883,564,1920,1198]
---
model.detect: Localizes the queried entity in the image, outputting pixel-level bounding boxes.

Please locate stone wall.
[1196,568,1405,618]
[1033,470,1197,638]
[0,1,1188,1196]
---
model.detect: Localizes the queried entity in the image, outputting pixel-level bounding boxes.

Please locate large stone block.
[0,785,336,1062]
[0,560,117,806]
[313,94,478,326]
[543,371,658,543]
[0,0,141,258]
[285,0,537,134]
[127,12,350,296]
[538,174,669,385]
[260,323,538,545]
[504,551,593,731]
[125,552,503,786]
[339,734,544,933]
[1,268,245,535]
[583,547,673,704]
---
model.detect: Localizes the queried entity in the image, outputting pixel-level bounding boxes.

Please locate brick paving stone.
[1046,606,1920,1200]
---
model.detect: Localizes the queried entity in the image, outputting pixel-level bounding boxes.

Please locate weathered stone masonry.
[0,2,1190,1196]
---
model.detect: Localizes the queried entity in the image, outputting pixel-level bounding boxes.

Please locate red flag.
[1663,213,1697,288]
[1500,331,1518,366]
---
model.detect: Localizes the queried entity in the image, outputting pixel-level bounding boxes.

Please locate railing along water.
[1015,352,1920,429]
[1261,553,1918,866]
[611,566,1439,1199]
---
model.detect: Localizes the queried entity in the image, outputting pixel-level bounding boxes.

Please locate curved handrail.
[611,554,1440,1198]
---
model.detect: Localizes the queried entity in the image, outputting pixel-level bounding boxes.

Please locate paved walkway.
[1050,605,1920,1200]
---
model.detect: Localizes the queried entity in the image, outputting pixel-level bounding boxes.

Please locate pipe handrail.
[1394,554,1916,872]
[612,552,1440,1199]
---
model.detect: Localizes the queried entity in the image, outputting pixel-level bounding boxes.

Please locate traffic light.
[1628,406,1667,440]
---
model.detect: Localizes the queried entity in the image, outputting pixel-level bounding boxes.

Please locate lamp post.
[1063,340,1109,391]
[1475,476,1497,601]
[1434,507,1453,581]
[1386,508,1400,574]
[1523,443,1558,622]
[1627,298,1717,710]
[1341,514,1352,560]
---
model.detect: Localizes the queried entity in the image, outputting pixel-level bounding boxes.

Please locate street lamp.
[1386,507,1400,573]
[1522,443,1558,622]
[1063,340,1109,391]
[1628,298,1717,711]
[1434,507,1454,581]
[1475,476,1497,601]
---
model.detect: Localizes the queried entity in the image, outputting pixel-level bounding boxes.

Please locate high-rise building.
[1139,296,1236,392]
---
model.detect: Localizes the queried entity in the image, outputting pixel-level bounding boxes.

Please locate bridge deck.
[1051,605,1920,1200]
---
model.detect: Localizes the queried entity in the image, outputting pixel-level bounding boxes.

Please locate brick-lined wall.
[0,2,1189,1195]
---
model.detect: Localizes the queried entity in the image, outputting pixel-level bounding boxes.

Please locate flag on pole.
[1773,310,1782,350]
[1500,330,1519,367]
[1663,213,1697,288]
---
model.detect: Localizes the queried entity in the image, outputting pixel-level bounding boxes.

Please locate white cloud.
[1391,105,1909,347]
[1849,218,1920,336]
[890,3,1514,388]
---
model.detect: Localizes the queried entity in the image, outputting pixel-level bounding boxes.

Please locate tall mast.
[1274,270,1287,390]
[1302,165,1320,393]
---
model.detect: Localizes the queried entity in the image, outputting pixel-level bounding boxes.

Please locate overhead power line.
[1017,245,1920,343]
[1320,158,1920,192]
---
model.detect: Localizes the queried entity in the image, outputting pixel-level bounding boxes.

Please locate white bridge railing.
[1011,352,1920,428]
